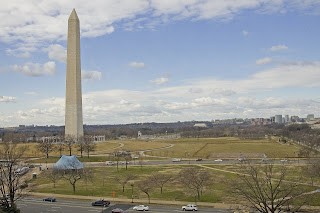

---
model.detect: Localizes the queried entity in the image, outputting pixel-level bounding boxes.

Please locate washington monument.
[65,9,83,139]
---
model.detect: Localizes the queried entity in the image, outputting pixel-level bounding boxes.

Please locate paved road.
[17,197,234,213]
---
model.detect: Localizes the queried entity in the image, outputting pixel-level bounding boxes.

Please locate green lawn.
[147,137,301,159]
[31,164,320,206]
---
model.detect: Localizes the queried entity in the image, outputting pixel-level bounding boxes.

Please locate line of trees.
[36,135,97,158]
[112,167,212,204]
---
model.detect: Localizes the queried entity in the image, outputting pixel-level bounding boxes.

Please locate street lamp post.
[131,183,134,203]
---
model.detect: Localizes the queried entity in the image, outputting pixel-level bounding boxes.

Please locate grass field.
[20,140,169,158]
[14,137,303,160]
[31,164,320,206]
[146,137,301,159]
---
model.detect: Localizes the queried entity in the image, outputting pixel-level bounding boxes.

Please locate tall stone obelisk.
[65,9,83,140]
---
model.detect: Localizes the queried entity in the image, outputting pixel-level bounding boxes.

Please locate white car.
[133,205,149,211]
[120,161,131,164]
[105,161,114,165]
[172,158,181,162]
[214,159,223,162]
[182,204,198,211]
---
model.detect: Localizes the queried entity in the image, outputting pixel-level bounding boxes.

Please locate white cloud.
[11,61,57,77]
[6,48,31,58]
[44,44,67,63]
[242,30,248,36]
[150,77,169,85]
[129,62,145,68]
[0,96,16,103]
[270,44,288,51]
[1,1,319,50]
[256,57,273,65]
[82,70,103,82]
[24,92,38,96]
[2,60,320,126]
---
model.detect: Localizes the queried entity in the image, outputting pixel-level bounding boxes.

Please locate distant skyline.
[1,0,320,127]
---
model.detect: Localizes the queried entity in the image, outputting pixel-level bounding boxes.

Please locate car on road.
[280,159,288,163]
[105,161,114,165]
[43,197,56,202]
[182,204,198,211]
[120,161,131,164]
[133,205,149,211]
[91,199,110,207]
[112,208,126,213]
[238,158,247,162]
[260,158,270,163]
[172,158,181,162]
[214,159,223,162]
[196,158,202,161]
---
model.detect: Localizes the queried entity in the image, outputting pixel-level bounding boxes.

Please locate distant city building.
[194,123,207,127]
[284,115,289,123]
[291,116,300,122]
[307,114,315,121]
[250,118,271,126]
[275,115,283,124]
[270,116,275,122]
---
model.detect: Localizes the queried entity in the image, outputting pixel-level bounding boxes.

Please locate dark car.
[43,197,56,202]
[196,158,202,161]
[91,199,110,207]
[112,208,126,213]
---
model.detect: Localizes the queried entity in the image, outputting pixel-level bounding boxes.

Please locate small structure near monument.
[53,155,83,170]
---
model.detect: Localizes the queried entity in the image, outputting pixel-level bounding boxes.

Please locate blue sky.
[1,0,320,127]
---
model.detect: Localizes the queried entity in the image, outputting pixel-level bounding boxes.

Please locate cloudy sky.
[1,0,320,127]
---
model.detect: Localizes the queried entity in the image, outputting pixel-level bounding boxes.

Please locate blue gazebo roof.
[53,155,83,170]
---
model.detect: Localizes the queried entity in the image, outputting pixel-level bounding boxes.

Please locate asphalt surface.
[17,197,235,213]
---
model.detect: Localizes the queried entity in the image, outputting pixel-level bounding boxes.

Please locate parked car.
[14,167,29,175]
[260,158,270,163]
[133,205,149,211]
[91,199,110,207]
[121,161,131,165]
[112,208,126,213]
[43,197,56,202]
[214,159,223,162]
[182,204,198,211]
[238,158,246,162]
[172,158,181,162]
[196,158,203,161]
[105,161,114,165]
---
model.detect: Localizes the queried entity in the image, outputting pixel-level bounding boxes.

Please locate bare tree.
[0,141,29,212]
[124,154,132,170]
[150,173,173,193]
[112,152,121,172]
[137,179,154,204]
[179,167,211,200]
[303,159,320,186]
[37,138,54,158]
[83,136,96,158]
[76,136,85,158]
[233,163,311,213]
[54,142,65,157]
[64,135,75,156]
[43,169,61,188]
[114,173,137,192]
[57,160,87,194]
